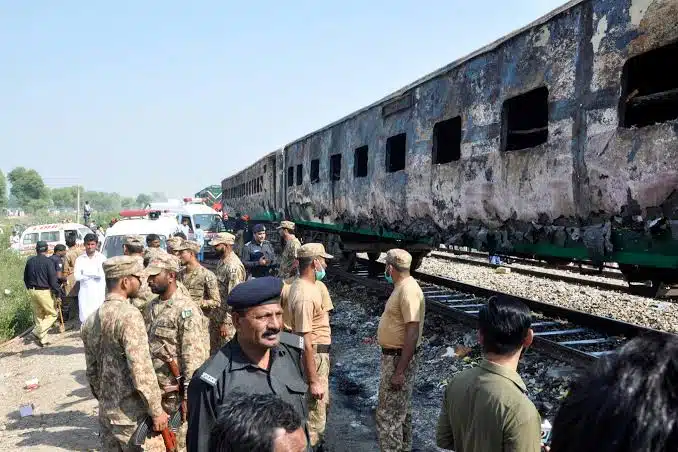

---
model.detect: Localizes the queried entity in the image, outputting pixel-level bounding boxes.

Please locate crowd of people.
[20,219,678,452]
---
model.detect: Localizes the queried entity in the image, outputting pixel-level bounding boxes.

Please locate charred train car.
[222,0,678,293]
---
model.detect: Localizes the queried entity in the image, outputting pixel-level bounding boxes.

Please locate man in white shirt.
[74,233,106,323]
[180,218,191,238]
[194,224,205,262]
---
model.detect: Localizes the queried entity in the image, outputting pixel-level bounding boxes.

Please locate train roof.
[221,150,279,183]
[285,0,584,148]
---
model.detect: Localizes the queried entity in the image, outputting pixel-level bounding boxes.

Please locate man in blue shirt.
[195,224,205,262]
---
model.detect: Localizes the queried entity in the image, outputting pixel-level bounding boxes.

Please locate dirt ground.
[0,320,379,452]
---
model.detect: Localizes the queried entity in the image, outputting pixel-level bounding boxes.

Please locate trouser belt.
[381,347,420,356]
[313,344,331,353]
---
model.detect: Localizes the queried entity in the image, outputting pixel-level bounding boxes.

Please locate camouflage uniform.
[277,221,301,279]
[210,233,246,353]
[63,245,82,320]
[376,354,419,452]
[130,268,154,312]
[81,257,166,451]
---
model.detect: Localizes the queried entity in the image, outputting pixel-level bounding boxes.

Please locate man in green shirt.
[436,295,542,452]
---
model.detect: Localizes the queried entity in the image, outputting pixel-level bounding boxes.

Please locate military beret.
[123,235,144,247]
[174,239,201,253]
[297,243,333,259]
[103,255,145,279]
[386,248,412,270]
[146,253,182,275]
[228,276,283,311]
[209,232,235,246]
[276,220,295,231]
[252,224,266,233]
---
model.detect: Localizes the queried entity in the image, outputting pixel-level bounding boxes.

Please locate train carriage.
[221,0,678,293]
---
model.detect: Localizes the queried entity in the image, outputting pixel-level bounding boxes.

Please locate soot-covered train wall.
[284,0,678,257]
[221,152,278,219]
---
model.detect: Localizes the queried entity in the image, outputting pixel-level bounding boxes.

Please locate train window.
[502,87,549,151]
[386,133,406,172]
[259,176,263,192]
[620,42,678,128]
[287,167,294,187]
[330,154,342,181]
[433,116,462,163]
[354,146,368,178]
[296,164,303,185]
[311,159,320,183]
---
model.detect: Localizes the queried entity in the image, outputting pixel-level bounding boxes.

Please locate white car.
[101,212,180,258]
[13,222,93,255]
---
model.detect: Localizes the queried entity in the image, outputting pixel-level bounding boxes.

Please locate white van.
[150,198,225,254]
[100,211,181,258]
[13,222,93,255]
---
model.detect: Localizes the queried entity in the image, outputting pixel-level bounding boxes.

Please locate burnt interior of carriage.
[432,116,462,164]
[330,154,342,181]
[354,146,368,178]
[620,40,678,128]
[501,86,549,152]
[296,164,303,186]
[311,159,320,183]
[287,166,294,187]
[386,133,406,172]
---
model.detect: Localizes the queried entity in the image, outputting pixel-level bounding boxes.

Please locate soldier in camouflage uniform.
[145,253,210,452]
[62,233,82,321]
[277,220,301,279]
[81,255,168,451]
[174,240,220,349]
[166,236,183,256]
[376,250,425,452]
[208,233,246,354]
[122,235,154,312]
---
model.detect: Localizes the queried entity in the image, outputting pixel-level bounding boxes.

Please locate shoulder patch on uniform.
[200,372,217,386]
[181,308,192,318]
[279,331,304,349]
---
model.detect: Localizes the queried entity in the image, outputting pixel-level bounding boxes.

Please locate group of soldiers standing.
[78,216,425,452]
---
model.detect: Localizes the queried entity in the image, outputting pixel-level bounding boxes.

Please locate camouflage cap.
[297,243,333,259]
[173,239,201,253]
[146,253,182,275]
[123,235,144,247]
[385,249,412,270]
[209,232,236,246]
[103,255,145,279]
[143,247,164,261]
[276,220,295,231]
[166,236,183,249]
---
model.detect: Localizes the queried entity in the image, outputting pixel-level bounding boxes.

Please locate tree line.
[0,167,166,214]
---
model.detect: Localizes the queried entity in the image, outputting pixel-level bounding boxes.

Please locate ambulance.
[12,222,93,255]
[100,210,181,258]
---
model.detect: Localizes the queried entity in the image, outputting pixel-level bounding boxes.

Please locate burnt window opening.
[259,176,263,192]
[433,116,462,164]
[287,167,294,187]
[502,86,549,151]
[386,133,407,172]
[311,159,320,183]
[330,154,342,181]
[263,164,267,173]
[621,41,678,128]
[296,164,303,186]
[354,146,368,177]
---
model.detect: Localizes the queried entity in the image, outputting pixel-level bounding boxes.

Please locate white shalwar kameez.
[74,251,106,323]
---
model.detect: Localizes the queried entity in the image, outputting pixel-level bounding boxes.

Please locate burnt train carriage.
[223,0,678,293]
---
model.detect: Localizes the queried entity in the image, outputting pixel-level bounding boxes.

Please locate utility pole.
[76,185,80,223]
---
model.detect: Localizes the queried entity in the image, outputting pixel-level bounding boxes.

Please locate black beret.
[251,250,264,261]
[227,276,283,310]
[252,224,266,233]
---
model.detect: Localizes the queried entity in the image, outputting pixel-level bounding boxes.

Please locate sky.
[0,0,567,198]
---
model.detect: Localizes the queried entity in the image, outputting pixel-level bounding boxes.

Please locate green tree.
[121,197,135,209]
[0,170,7,211]
[136,193,152,208]
[150,192,167,202]
[7,167,49,211]
[50,186,80,210]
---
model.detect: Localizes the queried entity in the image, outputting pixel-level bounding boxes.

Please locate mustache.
[262,329,280,338]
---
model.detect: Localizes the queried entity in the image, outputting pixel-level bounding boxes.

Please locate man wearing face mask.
[186,277,310,452]
[376,249,425,452]
[285,243,333,450]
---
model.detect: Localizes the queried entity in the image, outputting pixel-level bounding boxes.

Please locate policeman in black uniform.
[186,276,310,452]
[242,224,278,278]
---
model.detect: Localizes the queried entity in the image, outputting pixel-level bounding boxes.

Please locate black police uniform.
[186,277,310,452]
[242,228,278,278]
[49,253,65,284]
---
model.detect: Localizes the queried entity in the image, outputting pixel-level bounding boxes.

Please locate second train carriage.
[221,0,678,293]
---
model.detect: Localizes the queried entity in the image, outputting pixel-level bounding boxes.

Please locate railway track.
[328,257,675,366]
[429,250,643,295]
